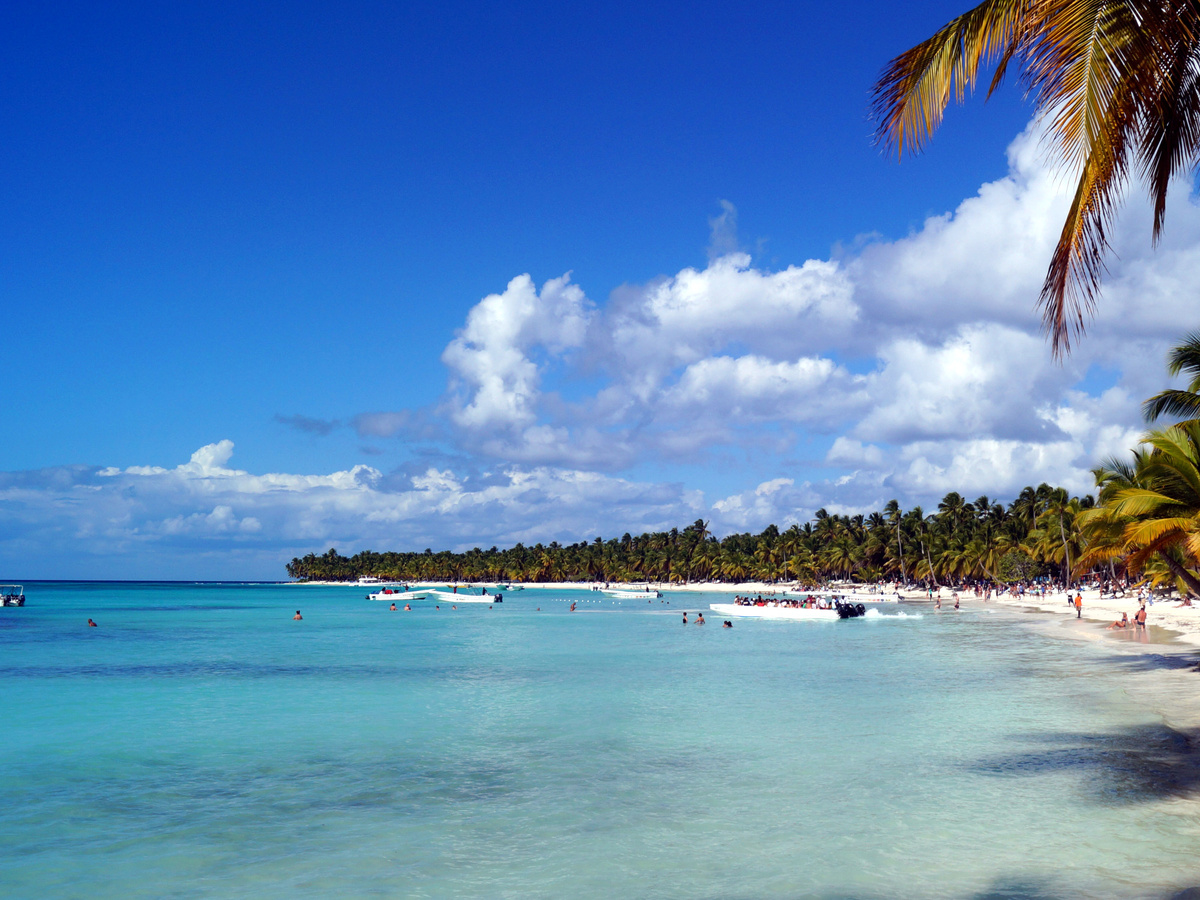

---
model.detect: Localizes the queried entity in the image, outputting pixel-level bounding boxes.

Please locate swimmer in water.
[404,603,411,611]
[696,613,705,625]
[682,612,688,624]
[293,610,303,620]
[87,618,97,627]
[570,602,576,612]
[389,603,397,611]
[722,620,732,628]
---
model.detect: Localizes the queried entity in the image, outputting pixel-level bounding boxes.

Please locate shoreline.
[290,577,1200,644]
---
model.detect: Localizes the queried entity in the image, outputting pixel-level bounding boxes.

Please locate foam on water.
[2,582,1199,899]
[863,608,922,619]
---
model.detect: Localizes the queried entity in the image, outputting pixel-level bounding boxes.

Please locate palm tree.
[884,499,908,582]
[1030,489,1084,587]
[1077,450,1149,581]
[1143,331,1200,423]
[1104,422,1200,597]
[873,0,1200,356]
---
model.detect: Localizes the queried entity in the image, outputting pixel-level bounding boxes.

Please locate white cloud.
[14,123,1200,576]
[0,442,710,578]
[442,273,593,433]
[407,119,1200,507]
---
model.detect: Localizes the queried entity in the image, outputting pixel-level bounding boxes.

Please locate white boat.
[710,602,837,621]
[603,588,663,599]
[427,589,502,603]
[366,585,427,601]
[821,592,900,605]
[1,585,24,607]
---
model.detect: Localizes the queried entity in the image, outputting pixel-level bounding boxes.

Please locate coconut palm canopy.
[873,0,1200,356]
[286,493,1091,586]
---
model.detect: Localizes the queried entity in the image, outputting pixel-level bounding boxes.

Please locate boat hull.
[427,590,499,603]
[709,603,838,621]
[367,590,427,601]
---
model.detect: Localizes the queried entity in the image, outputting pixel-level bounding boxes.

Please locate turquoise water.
[2,583,1199,899]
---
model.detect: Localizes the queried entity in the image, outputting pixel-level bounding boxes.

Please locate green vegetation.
[285,489,1089,585]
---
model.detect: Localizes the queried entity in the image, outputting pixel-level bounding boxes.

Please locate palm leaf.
[872,0,1030,155]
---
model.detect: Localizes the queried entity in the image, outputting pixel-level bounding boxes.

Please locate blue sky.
[3,1,1195,578]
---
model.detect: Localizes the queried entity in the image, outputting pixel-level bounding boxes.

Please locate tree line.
[285,486,1091,587]
[288,333,1200,600]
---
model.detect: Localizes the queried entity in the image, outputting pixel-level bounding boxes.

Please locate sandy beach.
[299,576,1200,646]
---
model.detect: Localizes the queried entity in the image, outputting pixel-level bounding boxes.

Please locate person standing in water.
[293,610,303,620]
[682,612,688,624]
[87,618,97,627]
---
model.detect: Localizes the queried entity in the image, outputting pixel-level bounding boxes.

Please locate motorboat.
[709,598,868,621]
[1,585,24,607]
[817,591,900,605]
[427,589,503,603]
[366,585,427,601]
[597,586,663,599]
[710,602,838,621]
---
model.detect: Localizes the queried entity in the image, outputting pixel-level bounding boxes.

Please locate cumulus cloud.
[13,123,1200,576]
[0,442,712,579]
[442,273,593,433]
[397,121,1200,508]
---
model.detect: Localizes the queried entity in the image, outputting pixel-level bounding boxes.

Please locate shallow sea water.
[2,582,1200,899]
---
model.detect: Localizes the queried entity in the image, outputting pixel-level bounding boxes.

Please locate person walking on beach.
[1074,594,1082,619]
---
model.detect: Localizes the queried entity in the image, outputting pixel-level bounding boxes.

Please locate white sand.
[289,577,1200,646]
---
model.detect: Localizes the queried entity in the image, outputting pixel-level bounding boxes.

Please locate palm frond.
[1139,11,1200,241]
[872,0,1029,155]
[1142,388,1200,423]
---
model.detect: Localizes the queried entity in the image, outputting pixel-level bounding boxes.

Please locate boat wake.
[864,609,923,619]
